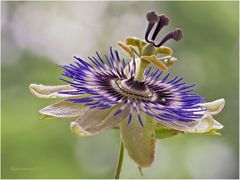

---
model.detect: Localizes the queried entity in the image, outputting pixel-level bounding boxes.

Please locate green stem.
[114,138,124,179]
[135,59,149,81]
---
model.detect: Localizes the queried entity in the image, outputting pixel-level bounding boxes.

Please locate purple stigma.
[151,15,169,41]
[145,11,159,43]
[154,28,183,47]
[144,11,183,47]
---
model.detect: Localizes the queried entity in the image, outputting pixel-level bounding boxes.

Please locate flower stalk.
[114,138,124,179]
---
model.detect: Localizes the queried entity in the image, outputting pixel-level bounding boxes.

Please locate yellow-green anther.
[155,46,173,55]
[141,56,168,71]
[135,53,172,82]
[163,57,177,67]
[126,37,142,47]
[125,37,143,54]
[118,41,135,58]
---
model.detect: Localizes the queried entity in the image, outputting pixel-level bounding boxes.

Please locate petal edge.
[39,99,87,118]
[29,84,75,98]
[71,104,130,136]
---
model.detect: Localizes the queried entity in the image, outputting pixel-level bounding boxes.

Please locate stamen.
[145,11,159,43]
[151,15,169,41]
[154,28,183,47]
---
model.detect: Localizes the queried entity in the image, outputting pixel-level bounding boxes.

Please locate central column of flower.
[134,43,155,82]
[121,11,182,82]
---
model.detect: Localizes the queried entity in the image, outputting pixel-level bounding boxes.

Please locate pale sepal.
[29,84,75,98]
[39,99,88,118]
[199,98,225,115]
[190,114,223,133]
[71,104,130,136]
[120,112,156,167]
[156,114,223,134]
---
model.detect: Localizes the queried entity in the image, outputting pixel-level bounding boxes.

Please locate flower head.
[59,48,207,127]
[29,11,225,168]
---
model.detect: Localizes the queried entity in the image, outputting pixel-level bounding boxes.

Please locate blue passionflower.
[29,47,224,167]
[29,11,224,168]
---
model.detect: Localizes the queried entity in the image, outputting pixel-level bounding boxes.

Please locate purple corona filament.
[58,47,205,126]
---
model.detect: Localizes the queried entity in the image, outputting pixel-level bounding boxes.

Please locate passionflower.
[29,11,225,176]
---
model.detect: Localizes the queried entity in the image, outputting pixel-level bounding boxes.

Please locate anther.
[145,11,159,43]
[151,15,169,41]
[154,28,183,47]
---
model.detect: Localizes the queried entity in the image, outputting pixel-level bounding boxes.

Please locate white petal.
[191,114,223,133]
[212,119,224,130]
[39,99,87,118]
[71,104,130,136]
[29,83,76,98]
[190,114,215,133]
[199,98,225,115]
[157,114,223,133]
[120,112,156,167]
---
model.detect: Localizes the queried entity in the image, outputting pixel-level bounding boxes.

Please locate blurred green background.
[1,1,239,179]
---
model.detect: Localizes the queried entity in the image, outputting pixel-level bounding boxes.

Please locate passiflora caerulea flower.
[29,11,224,170]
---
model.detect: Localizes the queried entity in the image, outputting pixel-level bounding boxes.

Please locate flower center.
[111,78,153,100]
